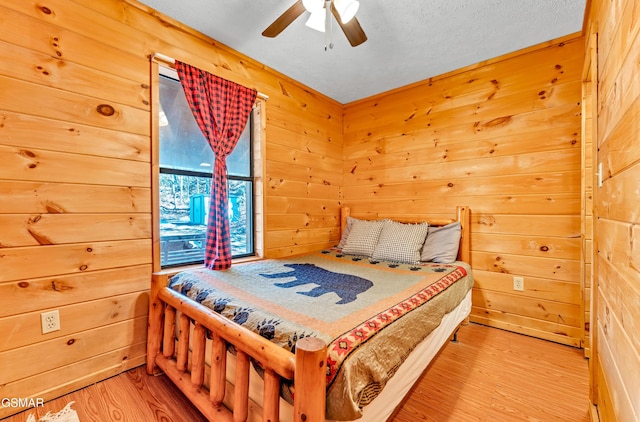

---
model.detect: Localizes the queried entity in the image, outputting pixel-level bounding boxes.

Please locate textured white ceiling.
[138,0,587,103]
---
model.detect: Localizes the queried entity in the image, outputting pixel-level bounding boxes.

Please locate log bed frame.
[147,206,470,422]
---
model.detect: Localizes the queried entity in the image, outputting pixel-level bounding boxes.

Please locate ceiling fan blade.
[262,1,306,37]
[331,5,367,47]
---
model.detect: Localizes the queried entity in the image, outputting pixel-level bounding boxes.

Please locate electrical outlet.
[513,276,524,292]
[41,310,60,334]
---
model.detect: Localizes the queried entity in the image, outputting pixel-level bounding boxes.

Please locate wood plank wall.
[343,35,585,347]
[588,0,640,420]
[0,0,342,417]
[0,0,597,418]
[581,47,595,359]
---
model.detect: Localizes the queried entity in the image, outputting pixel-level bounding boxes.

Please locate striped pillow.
[372,220,429,264]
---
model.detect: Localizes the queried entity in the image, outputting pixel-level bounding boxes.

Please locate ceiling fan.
[262,0,367,47]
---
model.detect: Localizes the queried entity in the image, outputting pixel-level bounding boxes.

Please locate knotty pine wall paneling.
[0,0,342,417]
[581,28,596,360]
[588,0,640,420]
[343,35,585,347]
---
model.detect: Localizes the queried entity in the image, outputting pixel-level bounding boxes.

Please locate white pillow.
[341,219,385,257]
[420,222,461,263]
[372,220,429,264]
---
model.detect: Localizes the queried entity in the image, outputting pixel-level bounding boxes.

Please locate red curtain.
[175,61,257,270]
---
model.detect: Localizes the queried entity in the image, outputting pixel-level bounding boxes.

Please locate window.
[158,72,255,267]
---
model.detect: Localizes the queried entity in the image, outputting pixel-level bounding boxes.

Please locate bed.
[147,206,472,421]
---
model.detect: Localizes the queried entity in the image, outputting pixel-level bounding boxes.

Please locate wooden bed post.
[456,206,470,264]
[293,337,327,422]
[340,206,351,235]
[147,273,167,375]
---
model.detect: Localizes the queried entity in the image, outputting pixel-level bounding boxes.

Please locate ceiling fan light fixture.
[305,8,326,32]
[302,0,323,12]
[334,0,359,23]
[261,0,367,47]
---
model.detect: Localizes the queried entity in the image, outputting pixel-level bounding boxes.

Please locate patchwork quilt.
[169,249,473,420]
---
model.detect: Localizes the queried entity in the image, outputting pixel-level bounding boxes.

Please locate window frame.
[153,64,259,271]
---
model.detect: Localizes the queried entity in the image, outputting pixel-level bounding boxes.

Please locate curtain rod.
[152,52,269,101]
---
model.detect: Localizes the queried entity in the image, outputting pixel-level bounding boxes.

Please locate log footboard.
[147,273,327,422]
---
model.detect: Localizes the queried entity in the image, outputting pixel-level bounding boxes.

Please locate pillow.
[341,219,385,257]
[420,222,461,263]
[337,216,358,249]
[372,220,429,264]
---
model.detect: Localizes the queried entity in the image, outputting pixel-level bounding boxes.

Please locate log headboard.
[339,206,470,264]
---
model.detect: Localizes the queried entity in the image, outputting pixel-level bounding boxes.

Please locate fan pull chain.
[325,0,334,50]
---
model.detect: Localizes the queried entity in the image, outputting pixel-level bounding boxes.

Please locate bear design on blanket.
[261,263,373,305]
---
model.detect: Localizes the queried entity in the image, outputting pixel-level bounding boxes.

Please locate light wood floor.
[3,323,590,422]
